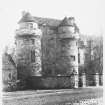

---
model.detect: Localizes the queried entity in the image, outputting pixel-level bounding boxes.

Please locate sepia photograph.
[0,0,104,105]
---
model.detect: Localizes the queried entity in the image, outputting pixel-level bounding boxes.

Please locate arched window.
[31,50,35,62]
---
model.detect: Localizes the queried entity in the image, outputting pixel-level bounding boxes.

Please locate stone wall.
[27,76,75,89]
[56,38,78,75]
[41,26,79,76]
[41,26,57,76]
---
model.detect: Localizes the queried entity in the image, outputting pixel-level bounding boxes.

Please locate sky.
[0,0,105,49]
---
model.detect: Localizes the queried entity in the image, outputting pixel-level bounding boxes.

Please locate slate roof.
[34,16,79,33]
[33,16,61,27]
[18,12,61,27]
[18,12,79,30]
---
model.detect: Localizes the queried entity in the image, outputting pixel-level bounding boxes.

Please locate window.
[71,55,75,61]
[29,23,33,29]
[78,53,80,63]
[8,73,12,80]
[76,42,78,46]
[91,55,94,60]
[15,41,17,45]
[31,50,35,62]
[31,39,35,44]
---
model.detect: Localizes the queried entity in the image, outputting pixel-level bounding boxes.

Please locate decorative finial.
[22,11,27,17]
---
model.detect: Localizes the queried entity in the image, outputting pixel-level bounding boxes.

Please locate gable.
[2,53,16,71]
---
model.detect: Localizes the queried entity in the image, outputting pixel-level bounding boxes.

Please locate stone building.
[2,11,91,90]
[14,12,84,78]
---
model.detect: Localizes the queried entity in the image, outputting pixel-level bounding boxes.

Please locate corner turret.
[56,16,80,78]
[58,17,79,39]
[15,11,42,80]
[15,11,41,37]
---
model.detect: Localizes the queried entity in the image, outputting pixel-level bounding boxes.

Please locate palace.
[2,12,102,91]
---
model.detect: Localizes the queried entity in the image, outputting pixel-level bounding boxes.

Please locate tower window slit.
[78,53,80,63]
[31,50,35,62]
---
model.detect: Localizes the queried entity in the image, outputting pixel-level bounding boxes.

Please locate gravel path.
[2,87,103,105]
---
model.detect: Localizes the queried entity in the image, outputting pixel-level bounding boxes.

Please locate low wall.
[3,74,103,91]
[27,76,75,89]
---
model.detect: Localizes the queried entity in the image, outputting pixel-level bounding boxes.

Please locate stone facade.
[14,12,83,79]
[4,11,102,90]
[56,17,79,75]
[40,17,80,76]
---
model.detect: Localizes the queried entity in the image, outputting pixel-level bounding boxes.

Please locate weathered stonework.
[56,17,79,75]
[15,14,80,77]
[15,12,42,80]
[2,12,103,91]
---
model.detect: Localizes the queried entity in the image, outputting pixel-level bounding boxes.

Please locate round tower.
[57,17,79,75]
[15,12,42,80]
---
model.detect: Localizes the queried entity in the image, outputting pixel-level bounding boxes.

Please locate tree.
[85,36,103,75]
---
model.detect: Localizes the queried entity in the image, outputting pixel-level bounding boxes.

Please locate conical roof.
[18,12,35,23]
[59,17,75,26]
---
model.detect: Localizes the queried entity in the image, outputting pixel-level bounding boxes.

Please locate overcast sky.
[0,0,105,49]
